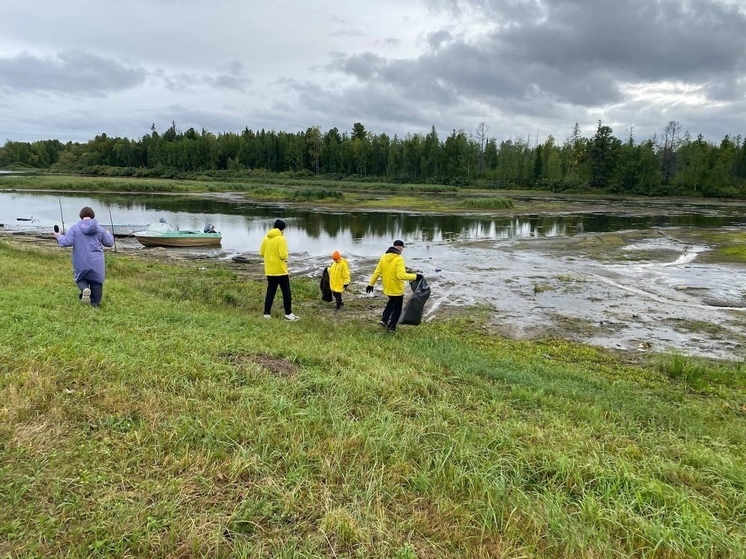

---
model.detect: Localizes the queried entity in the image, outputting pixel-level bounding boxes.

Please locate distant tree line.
[2,120,745,198]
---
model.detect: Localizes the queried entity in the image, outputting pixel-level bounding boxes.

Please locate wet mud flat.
[407,228,746,361]
[226,225,746,361]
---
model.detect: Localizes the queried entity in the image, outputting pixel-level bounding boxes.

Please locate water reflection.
[2,191,746,257]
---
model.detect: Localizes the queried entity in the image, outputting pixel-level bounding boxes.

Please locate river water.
[2,190,745,256]
[2,189,745,360]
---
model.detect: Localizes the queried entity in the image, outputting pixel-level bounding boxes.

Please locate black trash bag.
[320,267,333,302]
[399,275,431,326]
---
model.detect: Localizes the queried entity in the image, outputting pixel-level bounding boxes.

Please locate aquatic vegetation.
[292,188,344,201]
[533,282,555,294]
[556,274,585,282]
[719,245,746,262]
[670,318,729,336]
[695,230,746,263]
[458,196,514,209]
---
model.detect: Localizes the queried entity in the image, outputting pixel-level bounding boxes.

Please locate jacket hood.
[385,246,402,254]
[80,218,101,236]
[266,228,283,239]
[381,252,402,265]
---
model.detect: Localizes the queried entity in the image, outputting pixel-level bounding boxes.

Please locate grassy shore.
[1,237,745,558]
[0,173,528,214]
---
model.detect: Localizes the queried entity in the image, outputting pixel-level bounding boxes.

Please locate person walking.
[53,206,115,307]
[366,240,421,331]
[328,250,350,310]
[259,219,299,321]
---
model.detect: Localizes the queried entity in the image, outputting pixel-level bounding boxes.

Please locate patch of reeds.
[458,196,514,209]
[292,188,344,201]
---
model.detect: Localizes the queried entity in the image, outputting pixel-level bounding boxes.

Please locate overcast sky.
[2,0,745,146]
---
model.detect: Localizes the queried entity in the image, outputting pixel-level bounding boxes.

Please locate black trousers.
[382,295,404,330]
[264,275,292,315]
[332,291,343,308]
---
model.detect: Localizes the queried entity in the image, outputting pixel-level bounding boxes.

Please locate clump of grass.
[292,188,344,201]
[459,197,514,209]
[556,274,585,282]
[533,282,555,294]
[656,352,745,392]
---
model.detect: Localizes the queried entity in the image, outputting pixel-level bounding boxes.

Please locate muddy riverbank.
[5,222,745,362]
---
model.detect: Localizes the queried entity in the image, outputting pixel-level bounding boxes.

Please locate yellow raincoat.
[329,257,351,293]
[259,228,288,276]
[368,248,416,296]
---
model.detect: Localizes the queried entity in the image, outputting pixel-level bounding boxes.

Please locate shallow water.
[3,190,746,256]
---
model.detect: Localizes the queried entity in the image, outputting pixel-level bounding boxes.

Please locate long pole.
[58,198,65,233]
[107,207,117,251]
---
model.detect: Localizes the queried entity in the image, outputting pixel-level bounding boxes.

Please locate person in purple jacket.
[54,206,115,307]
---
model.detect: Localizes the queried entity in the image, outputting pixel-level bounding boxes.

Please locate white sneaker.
[81,288,91,304]
[284,313,300,321]
[263,314,272,319]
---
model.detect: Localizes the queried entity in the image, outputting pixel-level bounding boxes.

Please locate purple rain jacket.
[56,218,115,283]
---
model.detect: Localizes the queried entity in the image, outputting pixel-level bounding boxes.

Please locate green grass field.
[1,237,744,558]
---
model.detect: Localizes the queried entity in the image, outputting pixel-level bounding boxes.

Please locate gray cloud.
[157,61,250,92]
[207,61,250,91]
[338,52,387,80]
[0,101,269,144]
[0,51,146,95]
[160,71,200,93]
[343,0,746,107]
[1,0,744,145]
[305,0,746,143]
[285,77,468,136]
[426,30,453,50]
[497,0,746,85]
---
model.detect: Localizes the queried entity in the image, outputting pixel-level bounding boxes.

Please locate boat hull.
[135,233,222,248]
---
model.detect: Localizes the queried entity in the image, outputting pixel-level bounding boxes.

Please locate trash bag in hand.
[400,275,431,326]
[320,268,333,302]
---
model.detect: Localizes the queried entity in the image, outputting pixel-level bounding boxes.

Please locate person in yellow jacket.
[366,240,421,331]
[328,250,351,310]
[259,219,299,321]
